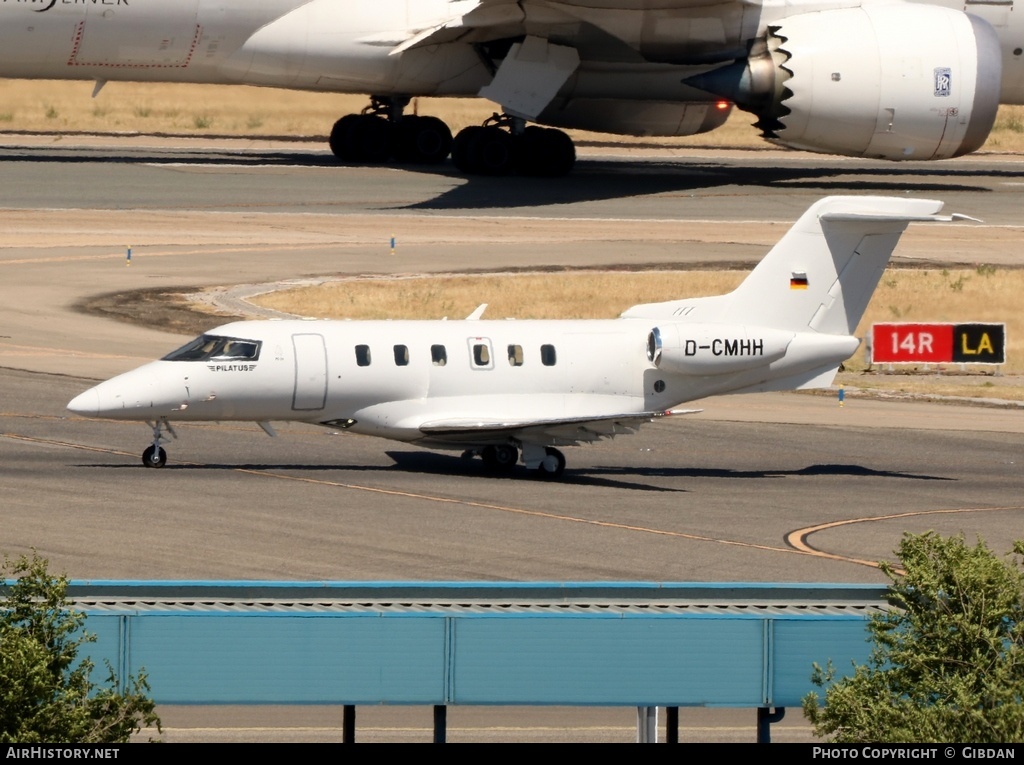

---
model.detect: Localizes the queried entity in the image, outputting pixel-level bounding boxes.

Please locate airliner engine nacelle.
[648,324,794,376]
[690,4,1002,160]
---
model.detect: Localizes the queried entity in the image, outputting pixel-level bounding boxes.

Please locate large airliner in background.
[1,0,1020,175]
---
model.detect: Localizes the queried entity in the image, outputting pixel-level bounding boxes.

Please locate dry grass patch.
[251,271,747,321]
[834,372,1024,401]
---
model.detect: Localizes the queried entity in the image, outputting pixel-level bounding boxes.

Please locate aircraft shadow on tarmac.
[383,453,950,485]
[0,144,999,211]
[76,453,685,493]
[76,454,950,492]
[586,463,953,481]
[402,160,992,211]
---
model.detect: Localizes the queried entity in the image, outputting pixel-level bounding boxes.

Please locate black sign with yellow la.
[952,323,1006,364]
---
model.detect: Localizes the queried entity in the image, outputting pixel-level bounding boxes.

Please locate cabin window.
[431,345,447,366]
[473,343,491,366]
[507,344,524,366]
[541,344,557,366]
[163,335,261,362]
[393,344,409,366]
[355,344,371,367]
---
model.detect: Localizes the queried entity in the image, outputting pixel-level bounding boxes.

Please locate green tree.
[0,552,161,743]
[804,532,1024,742]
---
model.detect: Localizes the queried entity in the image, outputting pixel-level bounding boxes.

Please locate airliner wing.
[419,408,700,446]
[389,1,525,55]
[389,0,734,56]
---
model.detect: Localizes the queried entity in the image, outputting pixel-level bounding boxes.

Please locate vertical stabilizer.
[718,196,947,334]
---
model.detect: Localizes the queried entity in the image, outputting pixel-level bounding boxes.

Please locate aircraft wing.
[388,1,526,55]
[389,0,734,57]
[418,408,700,447]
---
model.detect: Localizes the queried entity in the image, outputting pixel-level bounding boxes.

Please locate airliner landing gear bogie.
[452,116,575,177]
[329,97,452,165]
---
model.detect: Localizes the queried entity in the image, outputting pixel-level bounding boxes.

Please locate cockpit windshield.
[162,335,262,362]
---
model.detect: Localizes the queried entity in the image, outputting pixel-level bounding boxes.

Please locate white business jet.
[0,0,1020,175]
[68,196,964,477]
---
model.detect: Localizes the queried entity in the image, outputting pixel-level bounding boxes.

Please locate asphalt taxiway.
[1,138,1022,741]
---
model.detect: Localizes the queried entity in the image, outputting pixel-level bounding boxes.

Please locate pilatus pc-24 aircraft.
[1,0,1021,175]
[68,196,967,477]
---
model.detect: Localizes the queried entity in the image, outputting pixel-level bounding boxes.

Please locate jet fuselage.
[69,317,857,447]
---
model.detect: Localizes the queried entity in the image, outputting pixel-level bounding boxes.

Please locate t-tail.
[623,196,966,333]
[624,196,970,394]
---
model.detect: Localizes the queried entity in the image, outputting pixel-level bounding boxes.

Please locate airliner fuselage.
[1,0,1021,173]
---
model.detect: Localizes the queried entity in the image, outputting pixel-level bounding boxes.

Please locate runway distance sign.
[870,323,1006,365]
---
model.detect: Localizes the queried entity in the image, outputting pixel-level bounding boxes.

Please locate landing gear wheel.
[518,127,575,177]
[329,114,361,161]
[329,114,393,163]
[394,116,453,164]
[537,447,566,479]
[142,445,167,469]
[472,127,514,175]
[353,115,393,163]
[452,126,514,175]
[451,126,484,173]
[481,444,519,472]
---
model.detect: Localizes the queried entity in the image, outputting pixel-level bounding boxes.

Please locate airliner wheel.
[394,115,453,164]
[142,445,167,468]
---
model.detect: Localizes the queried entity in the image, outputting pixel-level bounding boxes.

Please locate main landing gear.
[329,96,453,165]
[537,447,567,478]
[481,444,519,472]
[451,114,575,177]
[469,443,567,478]
[141,419,175,468]
[327,98,576,177]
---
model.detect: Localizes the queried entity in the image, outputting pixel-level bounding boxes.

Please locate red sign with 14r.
[871,323,1005,365]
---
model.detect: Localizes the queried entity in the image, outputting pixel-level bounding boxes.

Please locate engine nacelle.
[691,4,1001,160]
[648,324,793,376]
[537,98,732,137]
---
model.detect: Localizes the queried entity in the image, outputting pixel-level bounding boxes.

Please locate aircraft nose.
[67,388,100,416]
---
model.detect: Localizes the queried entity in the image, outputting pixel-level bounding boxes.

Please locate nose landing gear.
[142,419,176,468]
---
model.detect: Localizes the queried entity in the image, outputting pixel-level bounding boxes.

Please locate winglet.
[466,304,488,320]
